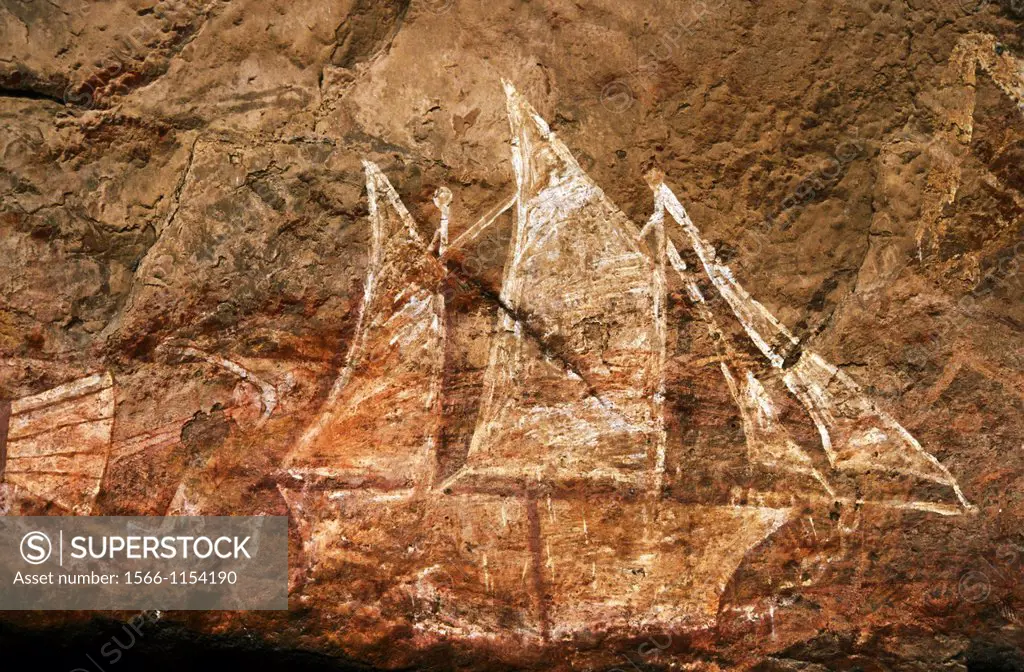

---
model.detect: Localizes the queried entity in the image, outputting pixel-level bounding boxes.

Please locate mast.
[432,187,452,256]
[428,185,452,488]
[650,197,669,493]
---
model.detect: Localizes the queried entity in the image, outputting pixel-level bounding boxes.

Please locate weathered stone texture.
[1,0,1023,669]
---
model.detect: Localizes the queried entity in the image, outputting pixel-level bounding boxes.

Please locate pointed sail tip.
[500,78,518,98]
[501,78,521,121]
[502,77,523,119]
[644,168,666,190]
[501,78,552,139]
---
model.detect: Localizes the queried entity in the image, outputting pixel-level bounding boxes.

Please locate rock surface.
[1,0,1023,669]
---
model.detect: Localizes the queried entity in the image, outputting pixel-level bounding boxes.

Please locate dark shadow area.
[0,619,385,672]
[750,629,1024,672]
[967,640,1024,672]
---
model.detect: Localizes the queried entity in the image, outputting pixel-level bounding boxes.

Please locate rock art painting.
[1,371,113,514]
[1,2,1022,670]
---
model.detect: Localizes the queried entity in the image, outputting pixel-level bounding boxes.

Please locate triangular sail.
[2,371,114,514]
[651,179,974,513]
[646,203,834,498]
[284,162,446,489]
[455,82,665,491]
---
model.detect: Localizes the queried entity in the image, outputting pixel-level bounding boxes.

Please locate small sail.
[648,196,834,498]
[454,82,665,491]
[1,372,114,514]
[726,367,836,498]
[651,178,974,513]
[284,162,447,489]
[780,351,973,512]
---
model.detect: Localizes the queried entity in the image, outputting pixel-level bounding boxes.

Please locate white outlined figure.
[1,372,114,514]
[276,79,976,642]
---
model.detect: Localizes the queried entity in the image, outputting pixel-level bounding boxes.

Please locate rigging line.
[425,188,452,490]
[646,206,669,494]
[440,192,517,261]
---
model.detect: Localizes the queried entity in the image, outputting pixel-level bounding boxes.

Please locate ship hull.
[280,487,790,639]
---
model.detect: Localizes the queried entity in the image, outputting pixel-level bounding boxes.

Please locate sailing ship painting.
[276,81,976,641]
[0,69,994,639]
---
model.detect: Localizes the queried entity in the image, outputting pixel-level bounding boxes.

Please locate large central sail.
[284,162,447,490]
[453,82,665,492]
